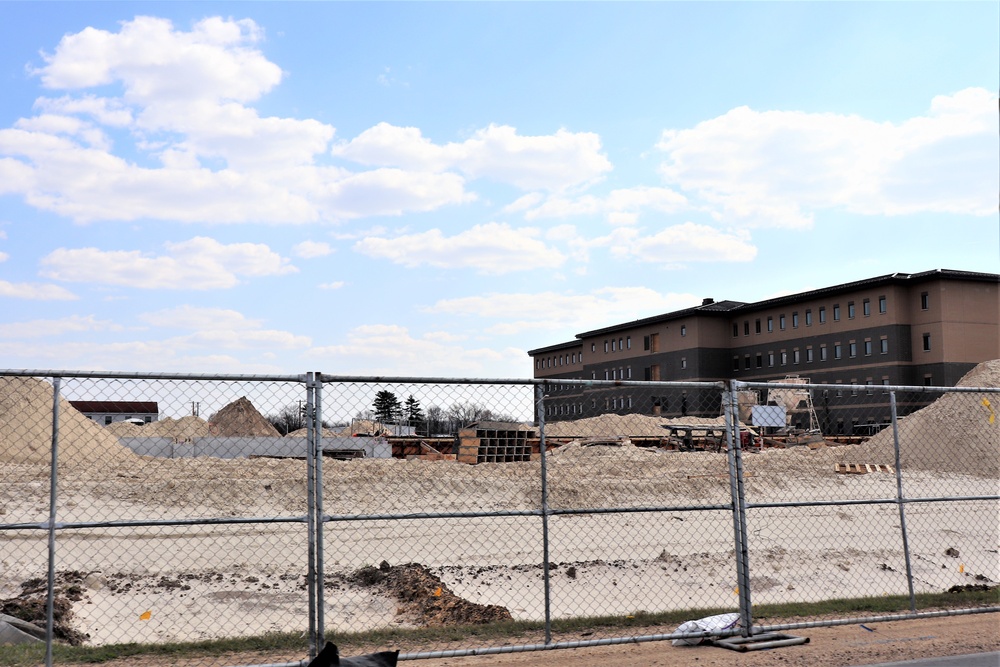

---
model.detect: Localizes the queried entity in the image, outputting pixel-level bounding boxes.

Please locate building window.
[605,341,609,352]
[611,339,616,352]
[733,323,739,337]
[851,380,858,396]
[604,370,609,380]
[878,296,886,314]
[921,292,929,310]
[767,316,773,332]
[591,343,596,352]
[862,299,870,316]
[882,377,890,394]
[680,325,686,337]
[744,321,750,336]
[834,343,842,359]
[755,319,761,334]
[780,351,788,365]
[644,336,650,351]
[768,352,775,367]
[105,416,113,425]
[833,304,841,321]
[880,337,888,354]
[848,301,856,319]
[836,382,843,398]
[866,379,874,395]
[864,339,872,356]
[819,345,827,361]
[779,315,786,330]
[923,333,931,351]
[744,355,751,370]
[626,336,631,349]
[805,347,813,363]
[793,349,801,364]
[805,309,812,326]
[849,341,857,358]
[756,353,762,368]
[681,357,687,370]
[591,371,596,379]
[819,307,826,324]
[924,374,933,386]
[792,312,799,328]
[733,356,740,371]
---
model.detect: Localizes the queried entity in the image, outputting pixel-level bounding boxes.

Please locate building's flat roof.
[527,269,999,355]
[69,401,159,414]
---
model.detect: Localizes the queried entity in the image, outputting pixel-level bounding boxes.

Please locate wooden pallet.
[834,463,895,475]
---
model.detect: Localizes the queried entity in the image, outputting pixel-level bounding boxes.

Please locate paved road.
[855,653,1000,667]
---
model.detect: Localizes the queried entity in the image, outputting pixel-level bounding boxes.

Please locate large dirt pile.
[141,415,210,441]
[209,397,280,437]
[0,376,137,467]
[844,360,1000,477]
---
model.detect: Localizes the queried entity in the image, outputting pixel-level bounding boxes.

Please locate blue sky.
[0,2,997,378]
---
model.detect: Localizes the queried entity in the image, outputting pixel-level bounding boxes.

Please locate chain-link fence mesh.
[1,371,997,665]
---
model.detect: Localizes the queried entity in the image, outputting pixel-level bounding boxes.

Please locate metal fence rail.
[0,370,997,666]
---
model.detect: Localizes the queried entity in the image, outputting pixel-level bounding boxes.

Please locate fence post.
[305,373,321,656]
[724,383,753,636]
[889,390,917,612]
[312,372,327,642]
[536,383,553,644]
[45,377,61,667]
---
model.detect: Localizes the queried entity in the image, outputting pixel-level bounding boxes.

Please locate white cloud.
[0,251,7,262]
[319,281,345,290]
[307,323,525,376]
[333,123,612,192]
[0,280,77,300]
[0,17,475,225]
[517,186,689,224]
[426,287,702,336]
[0,314,119,338]
[354,222,565,274]
[40,236,297,289]
[600,222,757,264]
[138,305,263,331]
[657,87,998,227]
[293,240,333,258]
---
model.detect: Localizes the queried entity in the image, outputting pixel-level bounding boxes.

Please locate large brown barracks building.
[528,270,999,433]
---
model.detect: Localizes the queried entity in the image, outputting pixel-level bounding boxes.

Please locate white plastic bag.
[671,612,740,646]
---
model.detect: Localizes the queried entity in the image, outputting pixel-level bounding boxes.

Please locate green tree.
[372,390,401,423]
[404,395,425,428]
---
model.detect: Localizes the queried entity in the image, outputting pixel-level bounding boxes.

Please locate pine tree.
[372,390,401,423]
[404,395,425,426]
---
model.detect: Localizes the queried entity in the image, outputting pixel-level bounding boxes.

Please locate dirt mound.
[844,360,1000,477]
[346,562,512,627]
[285,427,341,438]
[0,376,136,467]
[0,572,91,645]
[209,397,280,437]
[104,420,144,437]
[142,415,210,441]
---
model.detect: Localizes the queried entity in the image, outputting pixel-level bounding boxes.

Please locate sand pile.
[285,427,341,438]
[0,376,137,467]
[844,360,1000,477]
[104,420,144,437]
[209,397,280,437]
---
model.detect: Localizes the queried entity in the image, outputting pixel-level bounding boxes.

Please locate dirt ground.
[87,612,1000,666]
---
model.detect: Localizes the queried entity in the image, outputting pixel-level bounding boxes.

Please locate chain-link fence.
[0,370,997,665]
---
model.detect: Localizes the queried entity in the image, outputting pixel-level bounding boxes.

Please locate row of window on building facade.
[536,292,934,372]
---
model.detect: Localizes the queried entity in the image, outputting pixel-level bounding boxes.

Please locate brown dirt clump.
[209,397,280,437]
[0,376,137,467]
[346,562,513,627]
[0,572,91,645]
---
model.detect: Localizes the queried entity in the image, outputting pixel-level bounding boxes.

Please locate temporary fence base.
[710,632,810,652]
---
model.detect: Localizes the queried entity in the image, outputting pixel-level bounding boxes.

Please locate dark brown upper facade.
[528,270,999,426]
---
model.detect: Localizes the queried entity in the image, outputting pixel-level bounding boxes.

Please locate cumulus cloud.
[514,186,689,224]
[293,240,333,258]
[657,87,998,227]
[307,323,525,376]
[0,280,77,300]
[40,236,297,289]
[333,123,612,191]
[353,222,565,274]
[138,305,263,330]
[0,314,116,338]
[427,287,702,336]
[599,222,757,264]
